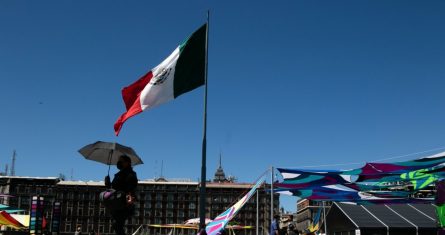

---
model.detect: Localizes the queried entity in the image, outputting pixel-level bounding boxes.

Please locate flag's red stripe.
[114,71,153,135]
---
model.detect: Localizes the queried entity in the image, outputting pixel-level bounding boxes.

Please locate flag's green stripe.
[174,24,206,98]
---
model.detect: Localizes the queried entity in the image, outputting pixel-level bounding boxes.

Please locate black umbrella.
[78,141,143,176]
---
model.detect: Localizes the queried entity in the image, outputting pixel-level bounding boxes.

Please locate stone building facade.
[0,176,278,235]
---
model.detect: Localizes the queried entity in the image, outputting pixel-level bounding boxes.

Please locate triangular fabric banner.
[206,176,266,235]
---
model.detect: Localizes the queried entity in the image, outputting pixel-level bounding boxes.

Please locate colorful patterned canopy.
[275,151,445,203]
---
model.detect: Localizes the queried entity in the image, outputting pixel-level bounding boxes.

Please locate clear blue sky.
[1,1,445,212]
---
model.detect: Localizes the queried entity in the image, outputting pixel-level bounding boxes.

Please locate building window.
[167,202,174,209]
[166,210,174,218]
[178,186,187,191]
[78,208,83,216]
[178,210,185,218]
[21,197,30,206]
[42,187,49,194]
[189,203,196,209]
[99,208,105,216]
[155,211,163,217]
[65,224,71,232]
[155,202,162,209]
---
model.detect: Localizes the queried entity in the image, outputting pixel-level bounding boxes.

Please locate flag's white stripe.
[140,47,180,110]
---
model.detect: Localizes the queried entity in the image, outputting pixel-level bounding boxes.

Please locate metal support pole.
[199,11,210,231]
[256,190,259,235]
[323,201,327,235]
[270,166,274,233]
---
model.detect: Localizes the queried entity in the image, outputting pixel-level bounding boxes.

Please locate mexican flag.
[114,24,207,135]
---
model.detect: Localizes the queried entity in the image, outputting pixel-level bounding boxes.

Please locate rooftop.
[0,176,59,180]
[329,202,437,229]
[55,179,264,188]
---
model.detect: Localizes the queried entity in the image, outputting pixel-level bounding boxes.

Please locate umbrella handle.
[108,149,113,165]
[107,150,113,189]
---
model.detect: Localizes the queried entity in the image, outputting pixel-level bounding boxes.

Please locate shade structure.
[10,214,30,227]
[326,202,437,235]
[0,204,25,213]
[78,141,143,166]
[147,224,253,230]
[0,211,25,229]
[184,218,212,225]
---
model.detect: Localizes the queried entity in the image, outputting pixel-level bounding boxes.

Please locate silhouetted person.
[105,155,138,235]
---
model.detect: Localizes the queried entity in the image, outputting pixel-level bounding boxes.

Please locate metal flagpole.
[322,201,327,235]
[270,166,274,233]
[199,10,210,231]
[256,190,259,235]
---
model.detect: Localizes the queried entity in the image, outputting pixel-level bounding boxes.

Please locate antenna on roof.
[11,150,16,176]
[154,160,158,178]
[160,160,164,178]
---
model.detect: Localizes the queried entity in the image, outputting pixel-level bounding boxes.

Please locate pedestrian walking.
[287,215,297,235]
[270,214,280,235]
